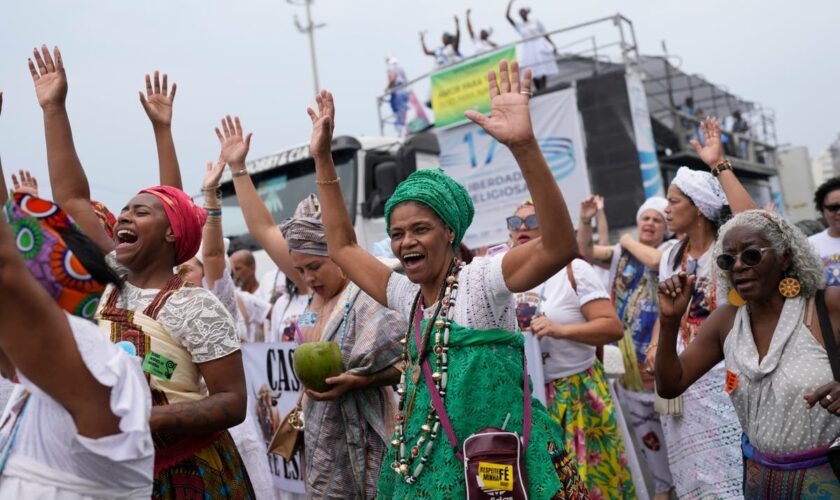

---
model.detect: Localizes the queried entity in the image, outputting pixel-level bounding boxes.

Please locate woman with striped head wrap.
[308,60,589,498]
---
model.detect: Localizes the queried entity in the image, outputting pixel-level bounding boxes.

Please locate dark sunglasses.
[507,214,539,231]
[824,204,840,213]
[716,247,772,271]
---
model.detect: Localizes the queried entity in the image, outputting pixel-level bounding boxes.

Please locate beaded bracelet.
[315,177,340,185]
[205,209,222,217]
[232,169,249,178]
[202,184,221,192]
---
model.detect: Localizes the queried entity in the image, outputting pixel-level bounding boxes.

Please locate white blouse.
[0,313,153,498]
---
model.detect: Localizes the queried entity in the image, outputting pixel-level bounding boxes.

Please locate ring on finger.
[827,394,834,402]
[519,91,532,97]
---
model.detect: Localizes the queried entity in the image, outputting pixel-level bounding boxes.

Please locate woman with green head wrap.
[308,60,587,498]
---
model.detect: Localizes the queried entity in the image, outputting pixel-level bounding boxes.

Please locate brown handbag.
[267,393,305,461]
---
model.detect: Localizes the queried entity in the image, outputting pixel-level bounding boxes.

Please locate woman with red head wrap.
[28,46,254,498]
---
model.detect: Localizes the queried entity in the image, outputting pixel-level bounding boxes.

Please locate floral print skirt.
[546,360,636,499]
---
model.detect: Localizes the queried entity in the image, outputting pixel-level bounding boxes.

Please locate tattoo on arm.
[151,392,242,436]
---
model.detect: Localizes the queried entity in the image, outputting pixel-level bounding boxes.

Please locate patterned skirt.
[546,360,636,499]
[744,458,840,499]
[153,430,256,499]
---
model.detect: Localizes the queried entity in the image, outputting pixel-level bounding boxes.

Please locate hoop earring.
[778,276,801,298]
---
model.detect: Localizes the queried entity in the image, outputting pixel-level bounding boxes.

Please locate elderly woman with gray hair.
[646,117,757,498]
[656,209,840,496]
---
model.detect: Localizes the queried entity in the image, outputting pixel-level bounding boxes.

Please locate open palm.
[204,159,225,189]
[307,90,335,158]
[690,117,725,168]
[140,71,176,127]
[464,60,535,148]
[28,46,67,109]
[215,115,252,166]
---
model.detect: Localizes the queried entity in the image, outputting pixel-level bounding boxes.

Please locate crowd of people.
[1,40,840,500]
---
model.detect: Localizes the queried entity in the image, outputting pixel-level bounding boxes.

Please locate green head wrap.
[384,168,474,247]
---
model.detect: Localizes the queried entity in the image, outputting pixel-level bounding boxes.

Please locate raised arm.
[691,117,756,213]
[309,91,393,306]
[11,169,40,197]
[419,32,434,57]
[466,9,476,40]
[654,272,728,397]
[505,0,516,27]
[201,159,226,290]
[465,61,576,292]
[0,211,120,438]
[576,196,613,268]
[453,15,461,53]
[619,234,664,269]
[140,71,181,189]
[216,116,307,293]
[595,195,610,245]
[29,46,113,253]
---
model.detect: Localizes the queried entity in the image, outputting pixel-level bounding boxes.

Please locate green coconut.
[293,341,343,393]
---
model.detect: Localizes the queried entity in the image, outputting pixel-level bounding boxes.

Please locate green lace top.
[376,319,584,499]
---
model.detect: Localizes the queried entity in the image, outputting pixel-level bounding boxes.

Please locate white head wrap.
[670,166,727,222]
[636,196,668,224]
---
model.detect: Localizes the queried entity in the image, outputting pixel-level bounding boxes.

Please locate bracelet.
[645,343,658,352]
[202,184,221,191]
[711,159,733,177]
[315,177,340,185]
[232,169,249,178]
[205,209,222,217]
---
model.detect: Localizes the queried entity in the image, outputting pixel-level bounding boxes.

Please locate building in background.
[777,146,816,221]
[812,148,835,187]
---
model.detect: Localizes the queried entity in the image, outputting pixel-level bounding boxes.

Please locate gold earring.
[778,277,801,298]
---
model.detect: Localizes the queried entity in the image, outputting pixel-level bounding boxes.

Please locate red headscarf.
[137,186,207,265]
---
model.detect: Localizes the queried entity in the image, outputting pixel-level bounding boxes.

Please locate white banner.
[626,70,665,198]
[434,88,591,249]
[242,343,306,495]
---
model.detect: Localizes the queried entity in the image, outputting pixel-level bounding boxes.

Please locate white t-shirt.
[519,259,610,380]
[236,290,272,343]
[0,313,153,498]
[267,293,311,343]
[809,229,840,287]
[471,35,495,55]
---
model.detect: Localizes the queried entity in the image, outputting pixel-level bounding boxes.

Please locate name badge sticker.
[298,311,318,328]
[143,351,177,381]
[477,462,514,491]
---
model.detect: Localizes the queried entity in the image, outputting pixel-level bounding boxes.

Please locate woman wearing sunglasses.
[809,177,840,287]
[509,200,634,498]
[647,117,757,498]
[656,210,840,496]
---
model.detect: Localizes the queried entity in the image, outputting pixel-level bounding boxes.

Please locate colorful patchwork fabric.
[4,193,105,320]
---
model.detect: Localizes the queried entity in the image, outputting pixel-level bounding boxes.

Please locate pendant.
[411,364,421,385]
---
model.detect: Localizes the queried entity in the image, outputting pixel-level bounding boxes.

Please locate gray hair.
[714,210,824,299]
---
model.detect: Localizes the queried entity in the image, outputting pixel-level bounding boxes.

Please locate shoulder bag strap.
[816,290,840,382]
[417,301,532,462]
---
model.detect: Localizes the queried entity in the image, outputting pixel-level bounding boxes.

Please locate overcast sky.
[1,0,838,210]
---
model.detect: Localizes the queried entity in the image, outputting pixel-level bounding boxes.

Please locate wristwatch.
[711,159,733,177]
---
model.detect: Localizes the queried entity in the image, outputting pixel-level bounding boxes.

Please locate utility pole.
[289,0,325,96]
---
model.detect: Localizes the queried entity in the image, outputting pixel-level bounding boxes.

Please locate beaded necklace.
[391,259,463,484]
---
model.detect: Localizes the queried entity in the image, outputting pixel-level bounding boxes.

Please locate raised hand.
[464,60,535,149]
[579,196,598,220]
[594,194,605,212]
[307,90,335,159]
[690,117,726,168]
[140,71,177,128]
[215,116,252,168]
[657,272,696,323]
[204,158,225,190]
[11,170,39,197]
[28,45,67,110]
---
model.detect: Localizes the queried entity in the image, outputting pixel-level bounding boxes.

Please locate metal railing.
[376,13,640,135]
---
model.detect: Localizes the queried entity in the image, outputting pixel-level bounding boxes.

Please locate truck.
[215,133,440,276]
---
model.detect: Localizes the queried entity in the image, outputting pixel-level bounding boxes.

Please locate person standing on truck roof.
[466,8,498,54]
[419,15,463,67]
[219,114,407,499]
[506,1,558,91]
